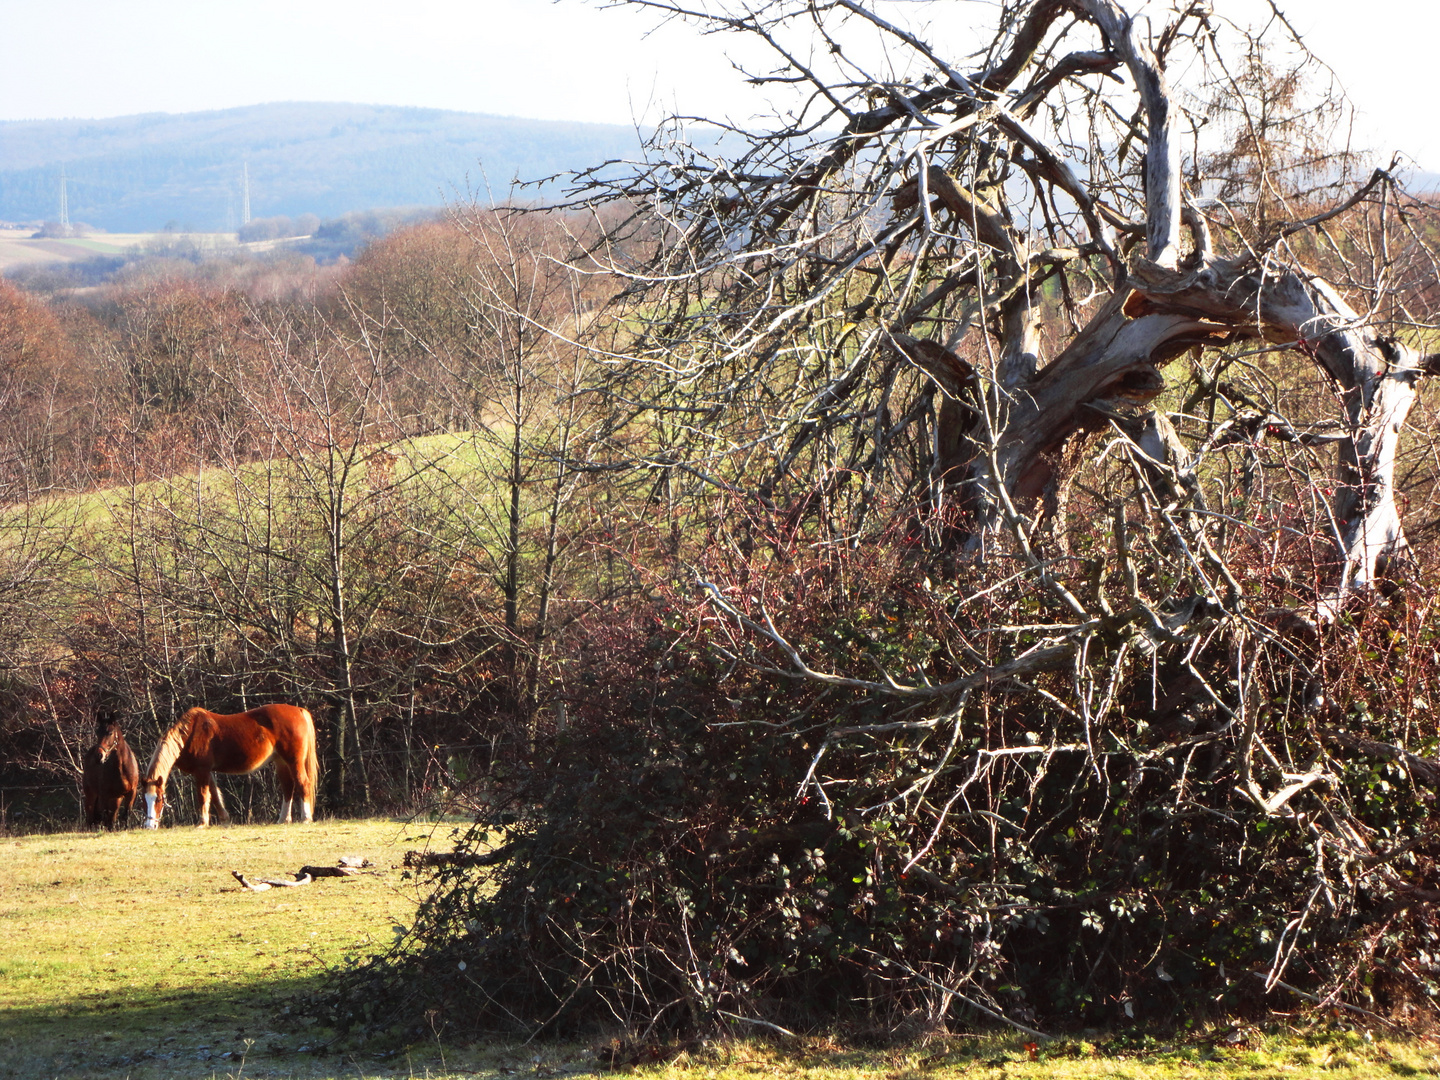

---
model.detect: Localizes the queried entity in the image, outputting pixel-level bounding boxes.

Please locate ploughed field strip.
[0,819,422,1078]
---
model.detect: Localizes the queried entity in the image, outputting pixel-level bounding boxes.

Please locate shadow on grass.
[0,969,353,1080]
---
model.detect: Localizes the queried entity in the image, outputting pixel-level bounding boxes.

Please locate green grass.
[0,818,433,1079]
[0,427,516,535]
[3,819,1440,1078]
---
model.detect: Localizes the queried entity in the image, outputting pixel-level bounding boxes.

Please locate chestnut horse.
[140,704,318,827]
[81,712,139,829]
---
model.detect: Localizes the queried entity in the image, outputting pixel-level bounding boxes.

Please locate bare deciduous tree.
[577,0,1437,609]
[496,0,1440,1019]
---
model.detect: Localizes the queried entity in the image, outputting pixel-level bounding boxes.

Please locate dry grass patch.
[635,1031,1440,1078]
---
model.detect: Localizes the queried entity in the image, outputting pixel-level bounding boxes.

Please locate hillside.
[0,102,645,231]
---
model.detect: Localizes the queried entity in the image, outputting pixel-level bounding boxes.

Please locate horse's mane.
[144,712,197,781]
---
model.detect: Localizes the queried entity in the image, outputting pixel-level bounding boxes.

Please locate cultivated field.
[0,819,1435,1079]
[0,229,235,273]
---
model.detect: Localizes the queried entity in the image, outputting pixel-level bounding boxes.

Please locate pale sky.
[1,0,1436,172]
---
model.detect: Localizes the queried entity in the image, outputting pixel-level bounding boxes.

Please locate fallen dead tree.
[231,856,373,891]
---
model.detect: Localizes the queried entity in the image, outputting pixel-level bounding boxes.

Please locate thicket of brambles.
[313,0,1440,1046]
[10,0,1440,1047]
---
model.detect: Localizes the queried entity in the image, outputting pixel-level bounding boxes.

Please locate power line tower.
[58,165,70,231]
[241,162,251,227]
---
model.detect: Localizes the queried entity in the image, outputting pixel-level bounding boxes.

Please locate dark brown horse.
[140,704,318,827]
[81,712,139,829]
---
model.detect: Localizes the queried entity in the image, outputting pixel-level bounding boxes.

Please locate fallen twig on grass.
[232,870,313,891]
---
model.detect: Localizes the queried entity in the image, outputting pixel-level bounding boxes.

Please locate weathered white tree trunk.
[940,249,1421,612]
[920,0,1422,611]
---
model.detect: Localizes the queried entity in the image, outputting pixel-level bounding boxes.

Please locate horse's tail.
[303,708,320,803]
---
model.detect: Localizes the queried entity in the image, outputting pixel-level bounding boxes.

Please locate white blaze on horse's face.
[142,784,164,828]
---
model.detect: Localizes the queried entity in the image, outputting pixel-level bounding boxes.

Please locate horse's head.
[139,777,165,828]
[93,711,122,757]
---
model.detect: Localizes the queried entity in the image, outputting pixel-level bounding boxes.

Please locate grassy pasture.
[0,818,429,1078]
[0,428,512,532]
[1,818,1438,1079]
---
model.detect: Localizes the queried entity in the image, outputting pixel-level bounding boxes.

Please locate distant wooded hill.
[0,102,646,232]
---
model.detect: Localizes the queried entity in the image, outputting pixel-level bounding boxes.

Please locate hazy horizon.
[0,99,642,128]
[0,0,1436,170]
[0,103,652,232]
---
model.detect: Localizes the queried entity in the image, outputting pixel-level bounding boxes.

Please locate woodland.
[7,0,1440,1049]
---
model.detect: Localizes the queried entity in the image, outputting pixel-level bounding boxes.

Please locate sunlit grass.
[0,818,428,1079]
[637,1031,1440,1077]
[0,426,520,532]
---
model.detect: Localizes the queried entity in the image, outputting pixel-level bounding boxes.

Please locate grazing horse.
[81,712,139,829]
[140,704,318,828]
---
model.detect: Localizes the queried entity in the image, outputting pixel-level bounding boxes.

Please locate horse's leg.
[195,770,213,826]
[209,778,231,824]
[274,761,296,824]
[283,765,314,824]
